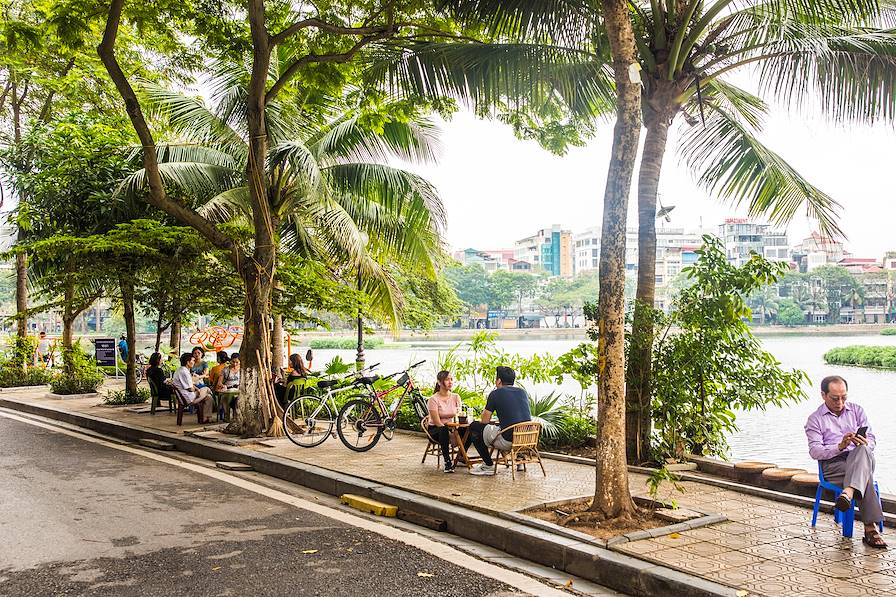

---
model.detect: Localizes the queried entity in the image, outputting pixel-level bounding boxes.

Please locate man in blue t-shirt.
[467,366,531,476]
[118,335,128,362]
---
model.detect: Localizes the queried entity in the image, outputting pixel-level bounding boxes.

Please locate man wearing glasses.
[805,375,886,548]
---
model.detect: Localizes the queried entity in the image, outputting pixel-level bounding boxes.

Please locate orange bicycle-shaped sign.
[188,325,243,352]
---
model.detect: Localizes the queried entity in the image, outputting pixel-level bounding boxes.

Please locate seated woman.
[427,370,463,474]
[216,353,240,392]
[190,346,209,388]
[208,351,229,390]
[274,353,310,405]
[145,352,172,409]
[172,352,213,423]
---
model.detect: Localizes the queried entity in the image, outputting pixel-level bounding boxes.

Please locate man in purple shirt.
[805,375,885,548]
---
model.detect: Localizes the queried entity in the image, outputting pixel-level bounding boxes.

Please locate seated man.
[466,366,531,476]
[805,375,885,548]
[172,352,213,423]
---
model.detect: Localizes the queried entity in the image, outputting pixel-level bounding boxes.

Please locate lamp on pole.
[356,232,369,370]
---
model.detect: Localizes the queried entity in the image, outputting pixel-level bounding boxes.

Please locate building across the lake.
[514,225,573,277]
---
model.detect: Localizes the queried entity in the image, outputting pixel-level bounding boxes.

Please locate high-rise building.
[718,218,789,267]
[514,225,573,277]
[573,227,601,273]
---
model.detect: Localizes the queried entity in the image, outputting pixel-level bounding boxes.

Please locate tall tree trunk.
[232,0,277,437]
[61,282,75,351]
[155,310,164,352]
[626,112,671,465]
[169,321,181,354]
[592,0,641,520]
[15,250,28,337]
[272,313,284,373]
[121,276,138,395]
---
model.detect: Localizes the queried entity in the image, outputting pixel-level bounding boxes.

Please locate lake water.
[305,334,896,492]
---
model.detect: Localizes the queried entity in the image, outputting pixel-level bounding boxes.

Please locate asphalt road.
[0,414,541,597]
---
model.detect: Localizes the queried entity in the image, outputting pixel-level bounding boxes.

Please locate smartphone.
[857,426,868,438]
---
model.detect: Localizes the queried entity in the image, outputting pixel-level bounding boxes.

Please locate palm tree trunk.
[626,112,671,465]
[592,0,641,521]
[120,276,138,396]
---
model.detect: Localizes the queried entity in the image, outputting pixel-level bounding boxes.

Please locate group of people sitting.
[426,365,531,475]
[145,346,241,423]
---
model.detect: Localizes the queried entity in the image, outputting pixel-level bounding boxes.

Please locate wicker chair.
[420,416,458,467]
[491,421,546,479]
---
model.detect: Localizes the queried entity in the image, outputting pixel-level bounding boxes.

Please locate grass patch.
[102,388,151,405]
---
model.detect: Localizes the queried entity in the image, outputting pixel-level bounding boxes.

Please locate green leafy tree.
[651,237,808,459]
[777,298,806,326]
[444,263,490,314]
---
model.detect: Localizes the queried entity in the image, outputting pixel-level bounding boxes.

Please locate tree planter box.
[46,392,100,400]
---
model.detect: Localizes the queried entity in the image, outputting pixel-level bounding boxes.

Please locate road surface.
[0,411,578,597]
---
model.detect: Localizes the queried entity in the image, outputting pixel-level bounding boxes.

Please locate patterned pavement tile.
[612,540,669,556]
[649,532,701,548]
[730,561,807,578]
[812,559,869,580]
[850,572,896,591]
[707,533,767,550]
[677,540,733,558]
[738,541,803,559]
[714,522,761,535]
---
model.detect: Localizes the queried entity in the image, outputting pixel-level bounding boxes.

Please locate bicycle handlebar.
[409,360,426,369]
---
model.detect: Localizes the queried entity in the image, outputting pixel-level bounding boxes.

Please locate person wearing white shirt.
[172,352,213,423]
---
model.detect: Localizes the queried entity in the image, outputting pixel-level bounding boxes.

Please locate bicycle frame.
[359,373,420,426]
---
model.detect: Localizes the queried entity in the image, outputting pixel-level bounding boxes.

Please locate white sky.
[404,101,896,260]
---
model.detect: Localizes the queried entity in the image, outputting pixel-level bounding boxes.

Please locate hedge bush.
[0,337,52,388]
[824,345,896,369]
[881,328,896,336]
[308,337,385,350]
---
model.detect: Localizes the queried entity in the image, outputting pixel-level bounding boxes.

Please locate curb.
[0,397,738,597]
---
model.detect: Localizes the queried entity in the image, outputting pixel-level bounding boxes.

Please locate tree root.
[560,511,606,526]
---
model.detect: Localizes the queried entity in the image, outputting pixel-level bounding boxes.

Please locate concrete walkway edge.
[0,397,737,597]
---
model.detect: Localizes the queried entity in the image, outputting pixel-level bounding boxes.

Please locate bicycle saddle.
[316,379,338,389]
[357,375,379,385]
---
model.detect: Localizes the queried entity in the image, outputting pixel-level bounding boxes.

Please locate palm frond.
[438,0,597,45]
[198,187,251,223]
[690,79,769,130]
[311,115,442,165]
[676,104,843,237]
[324,163,447,233]
[368,41,614,119]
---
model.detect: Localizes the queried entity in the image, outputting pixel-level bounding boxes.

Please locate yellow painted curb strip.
[340,494,398,517]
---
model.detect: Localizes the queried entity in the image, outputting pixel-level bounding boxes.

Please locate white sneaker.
[470,463,496,476]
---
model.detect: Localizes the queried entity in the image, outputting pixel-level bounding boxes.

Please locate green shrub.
[308,337,385,350]
[0,337,52,388]
[102,388,150,405]
[51,341,104,395]
[824,345,896,370]
[881,328,896,336]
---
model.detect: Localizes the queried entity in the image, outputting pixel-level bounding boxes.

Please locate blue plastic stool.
[811,461,883,538]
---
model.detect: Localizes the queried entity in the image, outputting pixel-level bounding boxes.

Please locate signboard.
[95,338,116,367]
[487,310,506,319]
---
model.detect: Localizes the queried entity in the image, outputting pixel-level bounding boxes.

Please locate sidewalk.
[4,387,896,596]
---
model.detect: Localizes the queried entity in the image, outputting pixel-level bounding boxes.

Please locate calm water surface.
[308,334,896,491]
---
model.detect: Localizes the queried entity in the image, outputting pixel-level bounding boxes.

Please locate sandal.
[835,493,852,512]
[863,530,888,549]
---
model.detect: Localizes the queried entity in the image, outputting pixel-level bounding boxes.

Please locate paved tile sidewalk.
[6,389,896,597]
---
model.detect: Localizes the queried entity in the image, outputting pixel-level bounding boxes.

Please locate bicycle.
[282,363,381,448]
[336,360,429,452]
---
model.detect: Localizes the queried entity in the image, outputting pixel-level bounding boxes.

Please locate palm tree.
[751,286,780,325]
[121,66,447,435]
[372,0,896,463]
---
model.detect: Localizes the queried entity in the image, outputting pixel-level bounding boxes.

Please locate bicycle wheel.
[135,366,144,384]
[283,396,334,448]
[336,398,383,452]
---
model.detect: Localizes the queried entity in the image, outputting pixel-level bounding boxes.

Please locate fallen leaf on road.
[669,533,681,539]
[211,567,221,571]
[564,580,573,588]
[451,493,461,497]
[302,550,318,554]
[417,572,434,578]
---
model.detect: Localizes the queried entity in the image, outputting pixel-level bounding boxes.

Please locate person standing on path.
[805,375,886,548]
[466,366,531,476]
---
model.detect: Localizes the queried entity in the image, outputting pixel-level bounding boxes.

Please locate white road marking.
[0,410,570,597]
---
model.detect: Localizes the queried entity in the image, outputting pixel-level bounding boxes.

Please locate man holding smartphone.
[805,375,886,548]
